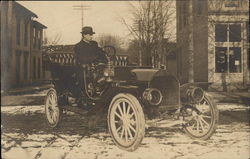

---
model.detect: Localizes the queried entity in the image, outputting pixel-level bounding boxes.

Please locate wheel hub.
[122,115,130,128]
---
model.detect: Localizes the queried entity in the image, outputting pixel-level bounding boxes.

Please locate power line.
[73,3,91,28]
[48,17,82,33]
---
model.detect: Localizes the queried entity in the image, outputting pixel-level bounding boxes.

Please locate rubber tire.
[45,88,62,128]
[107,93,145,151]
[183,93,219,140]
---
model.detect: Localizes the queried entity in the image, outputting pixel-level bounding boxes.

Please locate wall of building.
[1,1,46,89]
[207,0,249,91]
[11,14,32,86]
[176,0,249,91]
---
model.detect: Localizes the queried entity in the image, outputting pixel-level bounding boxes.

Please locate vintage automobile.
[44,46,219,151]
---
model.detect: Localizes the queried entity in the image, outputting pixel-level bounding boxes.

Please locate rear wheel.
[108,93,145,151]
[45,88,62,128]
[182,94,218,140]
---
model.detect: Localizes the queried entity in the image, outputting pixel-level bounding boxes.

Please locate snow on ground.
[1,104,250,159]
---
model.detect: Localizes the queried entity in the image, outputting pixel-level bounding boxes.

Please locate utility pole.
[73,3,91,28]
[138,20,142,66]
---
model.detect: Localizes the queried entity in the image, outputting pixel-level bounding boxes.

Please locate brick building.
[176,0,249,91]
[1,1,47,89]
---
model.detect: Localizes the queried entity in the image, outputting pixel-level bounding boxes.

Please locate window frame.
[214,23,243,74]
[33,56,36,79]
[23,52,29,81]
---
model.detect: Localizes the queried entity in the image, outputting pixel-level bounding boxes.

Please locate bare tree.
[43,33,62,46]
[96,34,126,55]
[121,0,175,67]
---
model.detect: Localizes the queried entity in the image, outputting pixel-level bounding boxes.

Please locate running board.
[146,118,185,128]
[60,106,88,115]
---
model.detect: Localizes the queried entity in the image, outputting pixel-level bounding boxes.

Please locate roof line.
[14,1,38,18]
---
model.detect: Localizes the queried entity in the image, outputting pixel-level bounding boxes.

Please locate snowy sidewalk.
[1,83,53,96]
[1,83,52,106]
[209,91,249,105]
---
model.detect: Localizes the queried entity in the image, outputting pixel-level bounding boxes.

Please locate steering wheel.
[102,45,116,60]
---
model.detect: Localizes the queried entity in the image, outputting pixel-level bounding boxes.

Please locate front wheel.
[108,93,145,151]
[45,88,62,128]
[182,94,219,140]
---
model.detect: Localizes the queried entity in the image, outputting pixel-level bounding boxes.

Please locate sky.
[18,1,176,46]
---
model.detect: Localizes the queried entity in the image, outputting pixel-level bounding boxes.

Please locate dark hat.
[81,26,95,35]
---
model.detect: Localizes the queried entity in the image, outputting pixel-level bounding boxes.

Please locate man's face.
[83,34,93,42]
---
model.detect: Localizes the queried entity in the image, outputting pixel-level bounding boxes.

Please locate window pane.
[229,24,241,42]
[24,22,28,46]
[215,47,228,73]
[229,47,241,73]
[215,24,227,42]
[16,51,21,83]
[24,53,28,80]
[33,57,36,79]
[16,19,20,45]
[38,58,41,79]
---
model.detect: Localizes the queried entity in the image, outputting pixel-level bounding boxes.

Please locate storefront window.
[215,23,242,73]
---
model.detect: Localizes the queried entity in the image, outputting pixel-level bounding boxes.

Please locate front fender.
[180,82,212,103]
[148,70,180,107]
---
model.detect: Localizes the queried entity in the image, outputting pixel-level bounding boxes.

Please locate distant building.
[1,1,47,89]
[176,0,249,91]
[162,41,177,76]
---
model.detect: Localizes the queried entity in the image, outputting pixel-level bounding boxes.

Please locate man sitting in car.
[74,26,107,129]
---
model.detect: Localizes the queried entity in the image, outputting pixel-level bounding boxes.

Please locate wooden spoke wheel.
[108,93,145,151]
[182,94,218,140]
[45,88,62,128]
